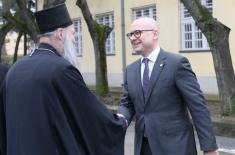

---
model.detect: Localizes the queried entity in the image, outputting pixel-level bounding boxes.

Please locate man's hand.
[204,150,219,155]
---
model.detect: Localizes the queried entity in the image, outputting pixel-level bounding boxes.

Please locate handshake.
[116,113,128,127]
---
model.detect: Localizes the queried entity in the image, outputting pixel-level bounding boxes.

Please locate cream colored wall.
[156,0,180,52]
[180,51,215,76]
[37,0,235,91]
[66,0,123,74]
[37,0,44,10]
[5,32,24,55]
[214,0,235,69]
[183,52,214,74]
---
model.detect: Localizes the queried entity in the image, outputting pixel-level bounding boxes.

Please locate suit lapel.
[145,50,166,104]
[134,59,145,105]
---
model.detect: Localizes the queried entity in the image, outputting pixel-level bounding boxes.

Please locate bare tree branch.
[16,0,38,41]
[13,31,23,63]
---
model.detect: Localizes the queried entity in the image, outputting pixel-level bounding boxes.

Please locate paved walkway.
[125,123,235,155]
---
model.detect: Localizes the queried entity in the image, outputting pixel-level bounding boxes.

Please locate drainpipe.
[121,0,126,73]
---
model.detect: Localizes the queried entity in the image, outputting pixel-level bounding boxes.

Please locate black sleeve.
[53,65,126,154]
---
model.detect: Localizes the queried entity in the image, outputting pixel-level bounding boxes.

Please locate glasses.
[126,30,155,39]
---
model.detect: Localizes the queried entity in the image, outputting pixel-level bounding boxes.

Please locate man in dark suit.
[118,17,219,155]
[0,4,126,155]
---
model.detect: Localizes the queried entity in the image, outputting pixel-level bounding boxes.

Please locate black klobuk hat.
[35,3,73,34]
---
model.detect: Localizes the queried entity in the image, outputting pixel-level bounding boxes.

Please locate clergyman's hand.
[116,113,128,128]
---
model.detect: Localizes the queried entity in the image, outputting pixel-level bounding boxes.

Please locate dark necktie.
[142,58,150,99]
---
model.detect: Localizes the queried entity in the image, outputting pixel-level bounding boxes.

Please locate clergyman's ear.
[55,28,64,41]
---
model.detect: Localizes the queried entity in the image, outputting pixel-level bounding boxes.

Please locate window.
[96,13,115,55]
[73,19,83,56]
[29,0,36,13]
[180,0,212,51]
[0,0,3,26]
[132,5,156,20]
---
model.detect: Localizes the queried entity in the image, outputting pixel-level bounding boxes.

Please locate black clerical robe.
[0,43,126,155]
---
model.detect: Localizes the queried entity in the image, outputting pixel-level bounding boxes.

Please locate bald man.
[117,17,219,155]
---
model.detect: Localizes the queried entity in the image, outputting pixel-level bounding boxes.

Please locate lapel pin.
[160,63,164,67]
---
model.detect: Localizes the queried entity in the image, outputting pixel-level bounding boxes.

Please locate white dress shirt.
[141,46,160,86]
[117,46,160,122]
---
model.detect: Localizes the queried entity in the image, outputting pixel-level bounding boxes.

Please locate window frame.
[180,0,212,52]
[73,18,83,57]
[132,5,157,21]
[96,12,115,55]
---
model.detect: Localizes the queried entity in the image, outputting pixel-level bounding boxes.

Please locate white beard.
[61,33,78,68]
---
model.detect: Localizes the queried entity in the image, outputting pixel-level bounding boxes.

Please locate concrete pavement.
[124,123,235,155]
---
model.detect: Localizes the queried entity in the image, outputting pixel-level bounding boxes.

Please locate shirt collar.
[141,46,160,63]
[38,43,61,56]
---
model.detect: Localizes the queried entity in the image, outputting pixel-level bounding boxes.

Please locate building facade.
[0,0,3,26]
[37,0,235,94]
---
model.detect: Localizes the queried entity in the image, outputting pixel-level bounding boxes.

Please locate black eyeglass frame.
[126,30,156,39]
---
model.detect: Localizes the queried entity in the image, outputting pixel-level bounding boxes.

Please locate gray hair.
[61,29,78,68]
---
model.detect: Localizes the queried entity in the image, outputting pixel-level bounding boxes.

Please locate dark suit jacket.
[1,43,126,155]
[118,49,218,155]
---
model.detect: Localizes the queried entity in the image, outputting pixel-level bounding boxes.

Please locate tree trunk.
[1,0,39,65]
[13,31,23,63]
[181,0,235,115]
[1,0,38,42]
[210,26,235,116]
[76,0,112,96]
[24,33,27,56]
[94,23,111,95]
[16,0,38,42]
